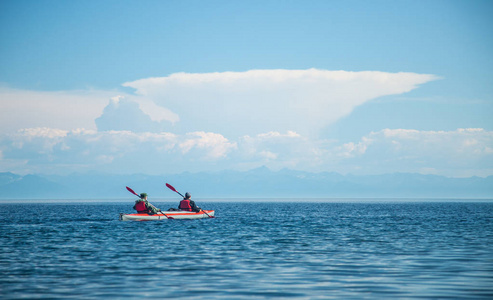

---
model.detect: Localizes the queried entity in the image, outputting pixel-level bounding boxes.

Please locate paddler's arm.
[149,202,160,212]
[190,200,201,212]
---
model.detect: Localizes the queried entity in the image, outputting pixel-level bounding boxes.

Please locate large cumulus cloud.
[123,69,438,137]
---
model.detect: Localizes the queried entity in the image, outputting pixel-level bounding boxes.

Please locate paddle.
[166,183,214,218]
[126,186,140,197]
[126,186,171,219]
[165,183,184,198]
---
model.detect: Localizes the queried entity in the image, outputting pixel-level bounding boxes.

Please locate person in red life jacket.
[178,192,201,212]
[133,193,160,215]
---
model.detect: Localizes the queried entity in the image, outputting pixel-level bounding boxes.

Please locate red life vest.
[179,199,192,211]
[134,201,147,213]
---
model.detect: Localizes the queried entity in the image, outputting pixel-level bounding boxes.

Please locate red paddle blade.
[166,183,177,192]
[126,186,139,196]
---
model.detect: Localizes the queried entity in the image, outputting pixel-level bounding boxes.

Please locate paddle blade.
[126,186,139,196]
[166,183,185,198]
[166,183,177,192]
[160,212,173,219]
[202,210,215,218]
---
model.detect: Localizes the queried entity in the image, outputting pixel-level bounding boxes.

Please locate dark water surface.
[1,201,492,299]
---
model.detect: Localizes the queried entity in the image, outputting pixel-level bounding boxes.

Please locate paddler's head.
[185,192,191,199]
[140,193,148,200]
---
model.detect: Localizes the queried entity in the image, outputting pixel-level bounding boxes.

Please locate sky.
[0,0,492,177]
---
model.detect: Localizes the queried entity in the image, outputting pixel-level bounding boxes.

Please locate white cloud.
[0,87,115,134]
[256,131,301,139]
[374,128,493,157]
[123,69,438,137]
[95,97,170,132]
[0,128,236,174]
[335,128,493,177]
[134,96,179,123]
[1,127,492,177]
[18,127,68,139]
[178,131,238,159]
[236,130,330,171]
[338,139,370,158]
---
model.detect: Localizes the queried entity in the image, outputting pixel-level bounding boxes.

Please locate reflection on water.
[1,201,492,299]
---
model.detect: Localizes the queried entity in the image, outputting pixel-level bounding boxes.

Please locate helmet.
[185,192,191,199]
[140,193,148,199]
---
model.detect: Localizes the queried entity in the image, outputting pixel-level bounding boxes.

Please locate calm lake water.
[1,200,492,299]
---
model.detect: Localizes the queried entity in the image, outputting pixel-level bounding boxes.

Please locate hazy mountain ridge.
[0,168,492,199]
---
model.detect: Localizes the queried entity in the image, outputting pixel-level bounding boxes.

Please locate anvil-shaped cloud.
[123,69,438,137]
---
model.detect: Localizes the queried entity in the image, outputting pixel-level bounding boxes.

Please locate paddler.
[133,193,160,215]
[178,192,201,212]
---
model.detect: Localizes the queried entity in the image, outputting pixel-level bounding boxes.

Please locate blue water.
[1,200,492,299]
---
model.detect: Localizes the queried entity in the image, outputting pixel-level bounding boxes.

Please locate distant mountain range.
[1,167,492,199]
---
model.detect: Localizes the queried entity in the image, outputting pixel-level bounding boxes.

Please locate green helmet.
[140,193,148,199]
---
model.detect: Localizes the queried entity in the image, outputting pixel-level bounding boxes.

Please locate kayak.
[119,210,215,221]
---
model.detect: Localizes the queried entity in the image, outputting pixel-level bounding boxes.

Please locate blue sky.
[0,0,492,177]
